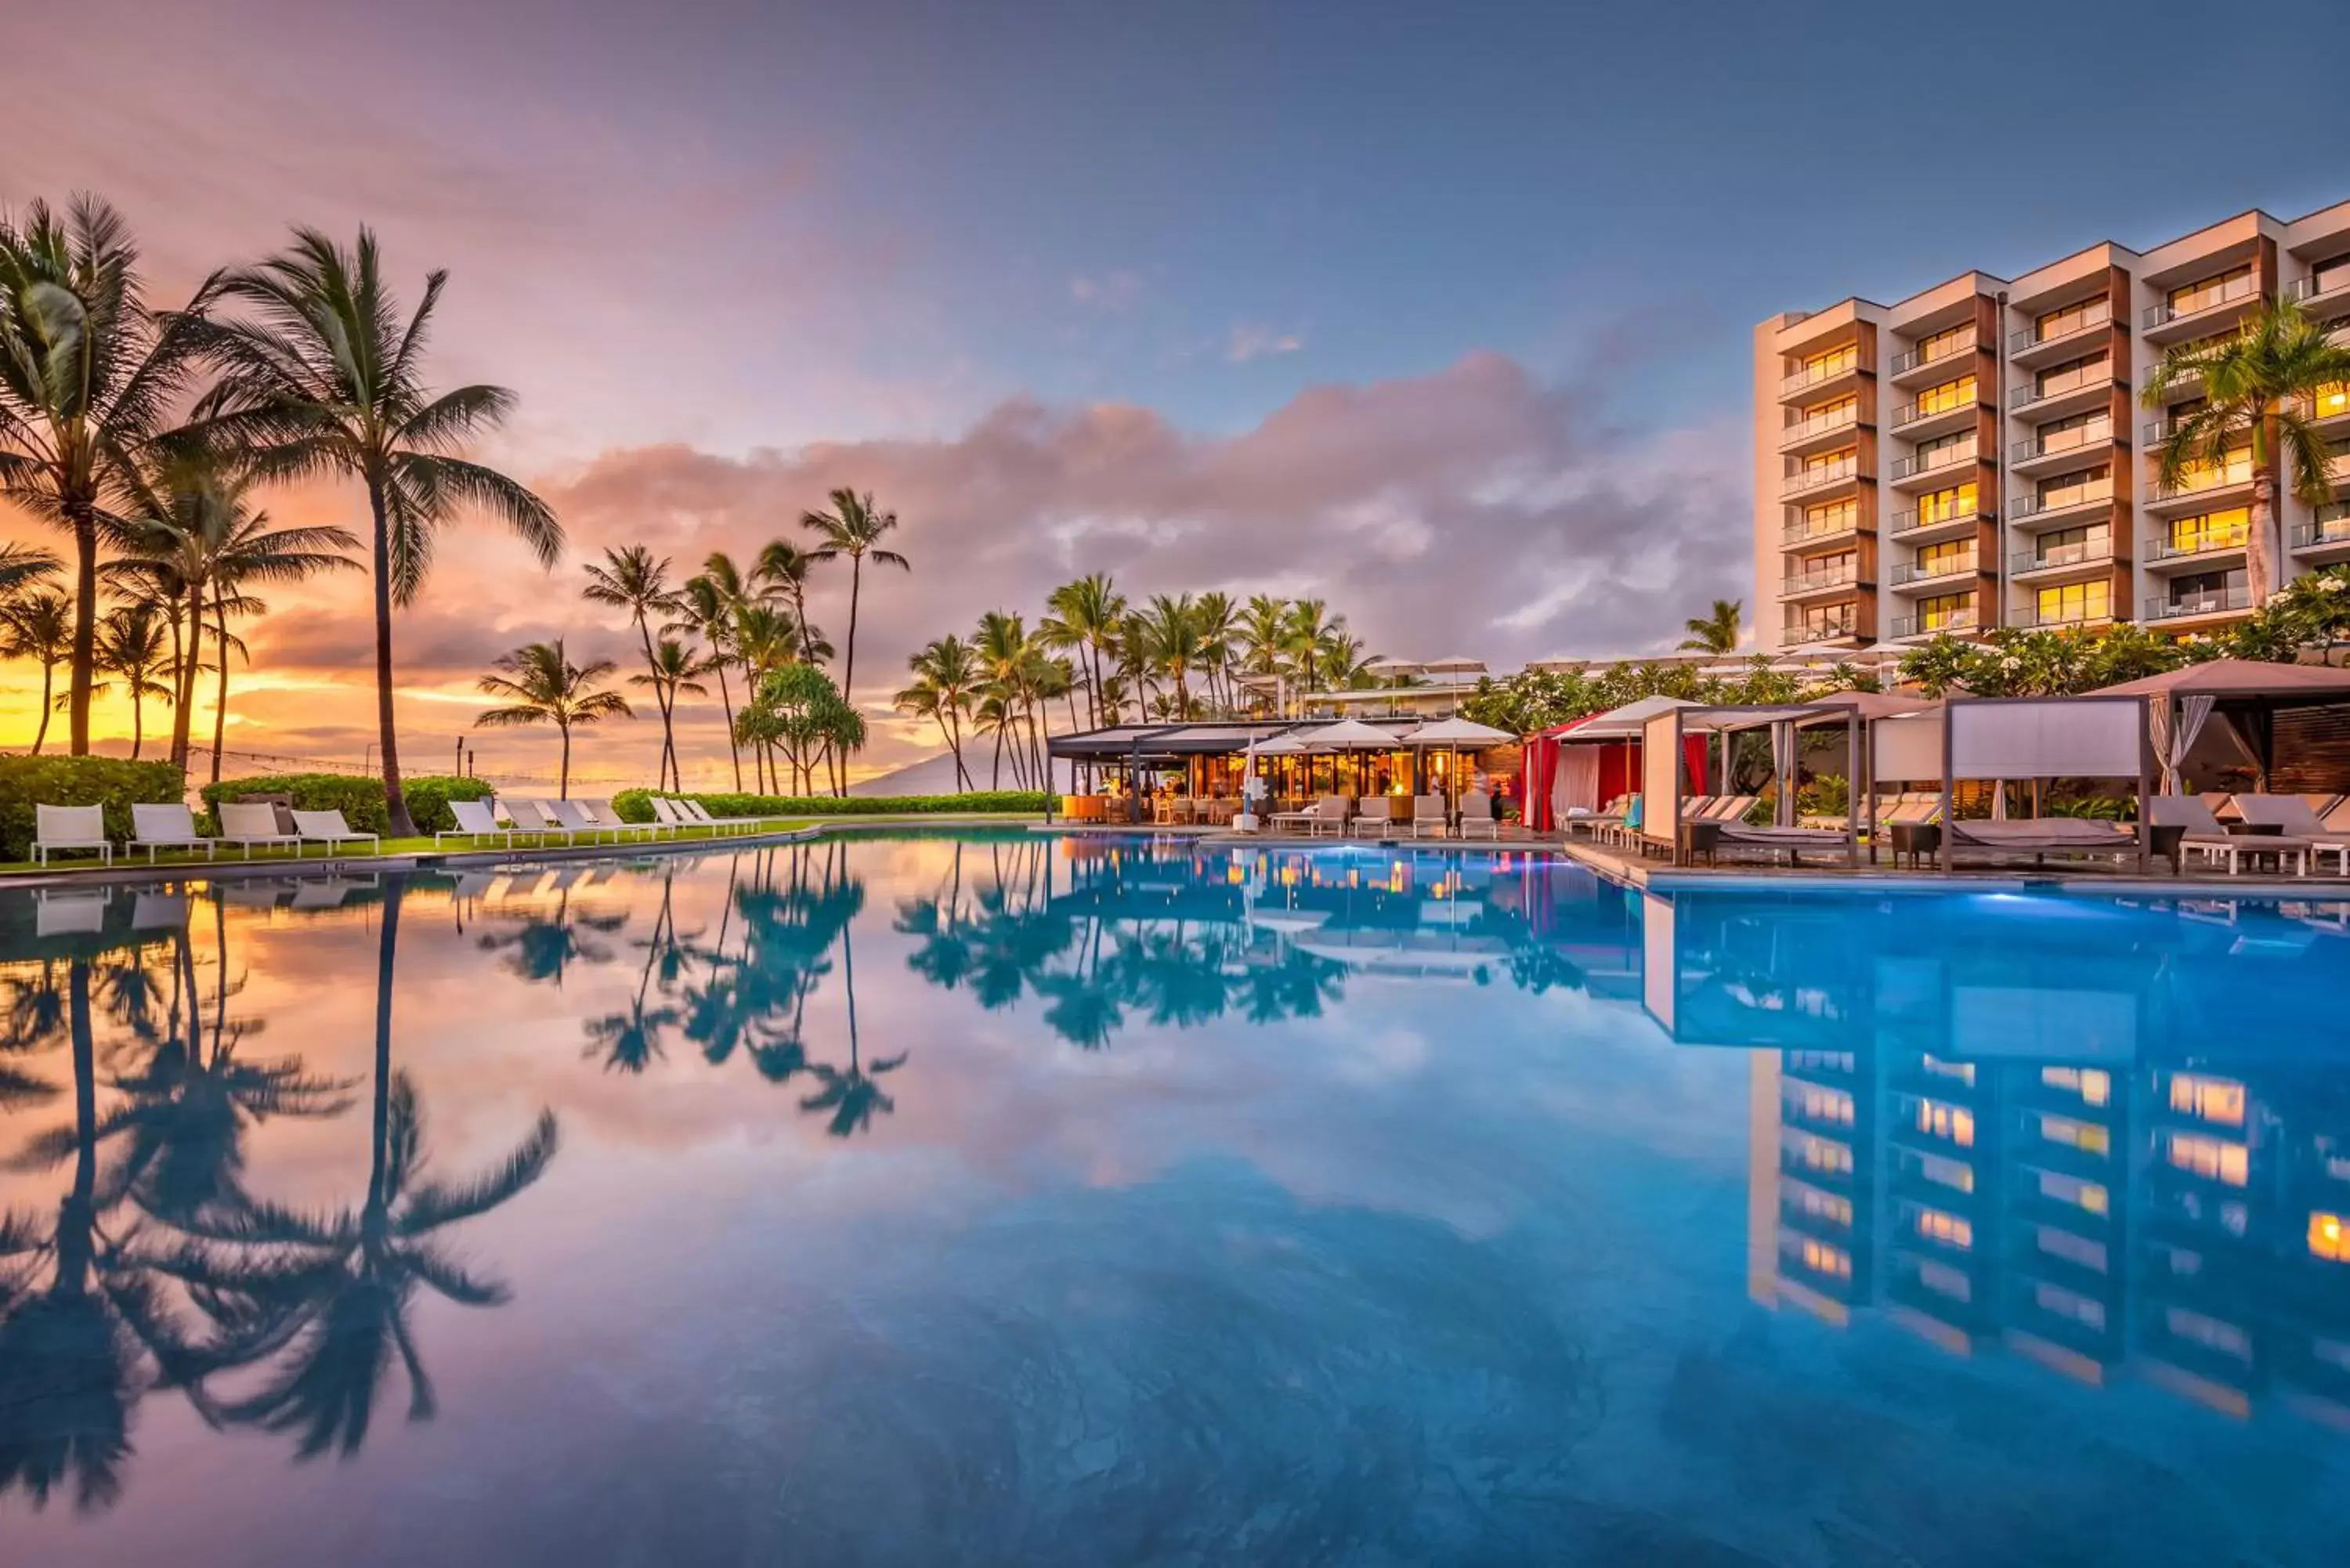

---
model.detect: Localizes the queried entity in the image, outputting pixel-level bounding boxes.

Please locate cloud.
[1068,270,1147,313]
[1225,323,1303,363]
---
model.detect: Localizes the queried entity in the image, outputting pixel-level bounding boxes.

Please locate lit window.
[1803,343,1857,379]
[1915,1207,1973,1248]
[1916,1152,1976,1194]
[1917,481,1979,524]
[1916,374,1977,417]
[1788,1133,1853,1176]
[2312,1212,2349,1263]
[1915,1099,1975,1147]
[2169,508,2250,555]
[1786,1084,1855,1126]
[2036,295,2110,341]
[1788,1050,1854,1073]
[2040,1115,2111,1156]
[2167,1132,2250,1187]
[2037,578,2111,625]
[2040,1170,2108,1215]
[2168,1074,2246,1126]
[1921,1055,1973,1083]
[1799,1237,1852,1279]
[1792,1185,1853,1227]
[1918,591,1974,630]
[2042,1066,2111,1107]
[2318,382,2349,420]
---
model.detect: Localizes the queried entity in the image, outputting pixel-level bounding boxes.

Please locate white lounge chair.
[217,802,303,859]
[2229,795,2348,874]
[505,799,587,844]
[545,799,618,843]
[1305,796,1350,837]
[437,798,519,848]
[680,798,761,836]
[1455,792,1499,840]
[1350,801,1400,838]
[291,809,381,854]
[32,804,112,867]
[1411,794,1450,839]
[646,796,701,836]
[579,797,657,840]
[131,803,218,862]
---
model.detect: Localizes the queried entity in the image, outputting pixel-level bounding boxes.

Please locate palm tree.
[181,227,562,837]
[1040,573,1125,728]
[895,635,978,789]
[2144,300,2350,604]
[1236,593,1292,715]
[175,873,559,1462]
[93,604,171,759]
[672,569,744,790]
[1137,592,1206,717]
[472,639,631,799]
[799,488,908,775]
[110,461,356,774]
[581,545,682,789]
[627,638,707,788]
[1678,598,1741,654]
[1283,598,1338,699]
[0,584,68,753]
[972,612,1035,788]
[0,198,218,755]
[752,539,822,662]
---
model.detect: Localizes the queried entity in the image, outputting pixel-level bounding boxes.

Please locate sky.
[5,0,2345,784]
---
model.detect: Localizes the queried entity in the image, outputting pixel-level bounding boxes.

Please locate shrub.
[197,772,493,836]
[0,755,186,861]
[609,789,1048,823]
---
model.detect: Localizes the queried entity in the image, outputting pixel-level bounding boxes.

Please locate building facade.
[1755,200,2350,653]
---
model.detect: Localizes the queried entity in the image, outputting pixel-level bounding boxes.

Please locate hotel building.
[1754,198,2350,652]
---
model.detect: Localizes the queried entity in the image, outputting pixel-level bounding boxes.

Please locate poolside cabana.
[1522,696,1702,832]
[2092,659,2350,794]
[1925,695,2155,872]
[1639,700,1874,865]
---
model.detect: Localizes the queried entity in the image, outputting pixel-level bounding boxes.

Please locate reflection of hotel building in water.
[1754,197,2350,652]
[1689,898,2350,1428]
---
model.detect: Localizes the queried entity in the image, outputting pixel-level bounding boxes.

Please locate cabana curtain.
[2149,693,2217,795]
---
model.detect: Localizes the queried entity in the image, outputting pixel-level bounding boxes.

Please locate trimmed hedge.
[0,755,186,861]
[197,772,494,836]
[609,789,1049,823]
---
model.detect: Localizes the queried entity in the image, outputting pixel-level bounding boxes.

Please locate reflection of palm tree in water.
[690,842,865,1086]
[477,882,626,988]
[176,872,560,1460]
[797,914,905,1137]
[584,868,686,1074]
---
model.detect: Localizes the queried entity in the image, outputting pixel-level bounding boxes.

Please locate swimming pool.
[3,829,2348,1565]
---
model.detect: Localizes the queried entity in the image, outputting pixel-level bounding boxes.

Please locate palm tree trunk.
[634,616,672,790]
[714,660,741,791]
[559,722,572,799]
[171,582,202,770]
[367,479,419,838]
[2250,467,2277,605]
[32,660,52,754]
[843,555,862,707]
[991,724,1003,789]
[212,596,230,784]
[368,873,403,1213]
[129,686,143,760]
[68,511,96,756]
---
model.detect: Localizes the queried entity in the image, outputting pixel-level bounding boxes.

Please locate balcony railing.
[1892,442,1976,481]
[1781,359,1860,397]
[2012,605,2113,630]
[2146,586,2252,620]
[2149,461,2254,501]
[1891,333,1975,375]
[2145,272,2259,330]
[1781,456,1860,497]
[1890,557,1975,586]
[2012,416,2113,464]
[2009,302,2112,354]
[1887,504,1988,536]
[1781,406,1860,446]
[1781,519,1858,547]
[1784,618,1860,641]
[1889,613,1977,638]
[2011,482,2115,518]
[2291,506,2350,549]
[2143,417,2179,444]
[2011,541,2113,573]
[2012,361,2113,411]
[2287,272,2350,305]
[2145,532,2248,562]
[1893,395,1979,429]
[1781,566,1860,596]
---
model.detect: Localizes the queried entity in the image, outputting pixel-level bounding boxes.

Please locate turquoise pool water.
[3,829,2349,1565]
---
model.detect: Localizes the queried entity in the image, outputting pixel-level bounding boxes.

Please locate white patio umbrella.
[1300,718,1401,750]
[1402,716,1513,808]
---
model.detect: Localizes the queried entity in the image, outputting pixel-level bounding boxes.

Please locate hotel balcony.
[1779,564,1864,602]
[1889,396,1979,443]
[2312,384,2350,430]
[1887,612,1979,639]
[2290,504,2350,562]
[1780,356,1865,406]
[1778,404,1864,457]
[1781,515,1861,551]
[2143,532,2248,572]
[1888,556,1977,594]
[2009,540,2115,582]
[2142,272,2262,345]
[1889,441,1979,492]
[2143,461,2254,515]
[1781,454,1860,502]
[2009,303,2114,369]
[1889,332,1978,388]
[1887,503,1993,546]
[2009,362,2118,423]
[1781,614,1862,645]
[2286,270,2350,320]
[2010,416,2116,478]
[2144,585,2253,623]
[2008,482,2116,526]
[2010,605,2114,631]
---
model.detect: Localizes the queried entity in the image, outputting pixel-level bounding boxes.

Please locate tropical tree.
[752,539,822,662]
[1679,598,1741,654]
[181,227,563,836]
[92,603,172,759]
[1136,592,1206,717]
[895,635,978,789]
[581,545,682,788]
[0,587,69,753]
[628,638,707,789]
[739,662,862,795]
[800,487,906,788]
[673,568,744,790]
[0,197,218,753]
[1283,598,1340,697]
[1040,573,1125,728]
[472,638,631,798]
[1235,592,1292,714]
[2143,300,2350,604]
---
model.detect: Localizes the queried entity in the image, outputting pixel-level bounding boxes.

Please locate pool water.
[3,830,2349,1566]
